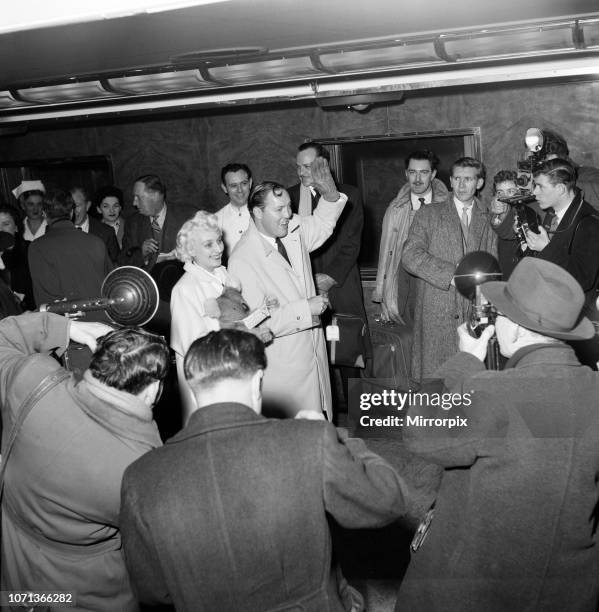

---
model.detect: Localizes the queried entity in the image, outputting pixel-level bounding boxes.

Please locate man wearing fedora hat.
[396,257,599,612]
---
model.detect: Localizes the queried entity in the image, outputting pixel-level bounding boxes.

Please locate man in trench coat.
[228,159,346,419]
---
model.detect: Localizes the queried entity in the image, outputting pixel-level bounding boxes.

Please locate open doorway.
[317,128,481,277]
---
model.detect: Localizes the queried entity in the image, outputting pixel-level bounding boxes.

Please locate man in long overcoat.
[121,328,408,611]
[373,150,448,325]
[0,312,169,611]
[402,157,497,383]
[396,258,599,611]
[228,160,346,419]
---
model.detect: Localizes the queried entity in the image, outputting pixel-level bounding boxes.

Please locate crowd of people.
[0,129,598,611]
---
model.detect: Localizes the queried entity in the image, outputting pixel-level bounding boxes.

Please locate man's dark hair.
[184,329,267,390]
[533,158,577,192]
[220,163,252,186]
[451,157,486,182]
[42,188,74,221]
[95,185,124,208]
[541,129,569,159]
[89,327,170,395]
[492,170,518,192]
[134,174,166,198]
[405,150,440,171]
[298,141,330,162]
[248,181,287,213]
[70,186,91,201]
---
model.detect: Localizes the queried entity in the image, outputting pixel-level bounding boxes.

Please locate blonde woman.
[170,211,238,420]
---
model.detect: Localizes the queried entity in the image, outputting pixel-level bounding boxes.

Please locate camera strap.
[0,366,70,499]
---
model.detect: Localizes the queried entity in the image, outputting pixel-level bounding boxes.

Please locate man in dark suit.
[118,174,191,272]
[525,158,599,307]
[288,142,370,402]
[524,157,599,367]
[71,186,120,264]
[28,188,113,322]
[120,328,408,611]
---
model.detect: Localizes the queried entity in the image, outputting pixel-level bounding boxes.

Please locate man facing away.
[228,157,346,419]
[396,258,599,611]
[215,162,253,258]
[402,156,497,384]
[120,328,408,611]
[373,150,448,325]
[0,311,169,611]
[27,188,113,322]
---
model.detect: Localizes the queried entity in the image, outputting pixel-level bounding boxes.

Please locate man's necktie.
[145,216,162,268]
[542,208,558,236]
[276,237,291,266]
[413,197,425,211]
[460,205,470,238]
[151,216,162,244]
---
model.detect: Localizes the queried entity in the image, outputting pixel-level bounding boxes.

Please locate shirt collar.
[411,190,432,207]
[257,230,277,249]
[76,216,90,232]
[152,204,167,226]
[23,218,47,241]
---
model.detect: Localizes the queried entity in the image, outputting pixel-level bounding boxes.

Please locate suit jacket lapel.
[445,199,466,260]
[468,198,487,251]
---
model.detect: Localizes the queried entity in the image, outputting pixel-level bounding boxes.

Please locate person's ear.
[221,183,228,196]
[141,380,162,407]
[251,369,264,413]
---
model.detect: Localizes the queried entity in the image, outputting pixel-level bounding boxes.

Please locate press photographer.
[489,169,539,278]
[525,158,599,309]
[396,257,599,611]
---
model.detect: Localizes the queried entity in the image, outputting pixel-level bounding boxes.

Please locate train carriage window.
[316,128,481,280]
[0,155,113,210]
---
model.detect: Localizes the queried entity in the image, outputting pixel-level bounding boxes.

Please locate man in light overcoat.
[228,159,346,418]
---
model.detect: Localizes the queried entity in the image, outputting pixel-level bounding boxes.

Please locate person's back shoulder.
[122,417,330,510]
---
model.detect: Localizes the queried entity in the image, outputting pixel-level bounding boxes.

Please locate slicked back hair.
[184,329,267,391]
[89,327,170,395]
[248,181,287,214]
[134,174,166,198]
[405,150,440,171]
[298,141,330,162]
[220,163,252,185]
[533,158,577,192]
